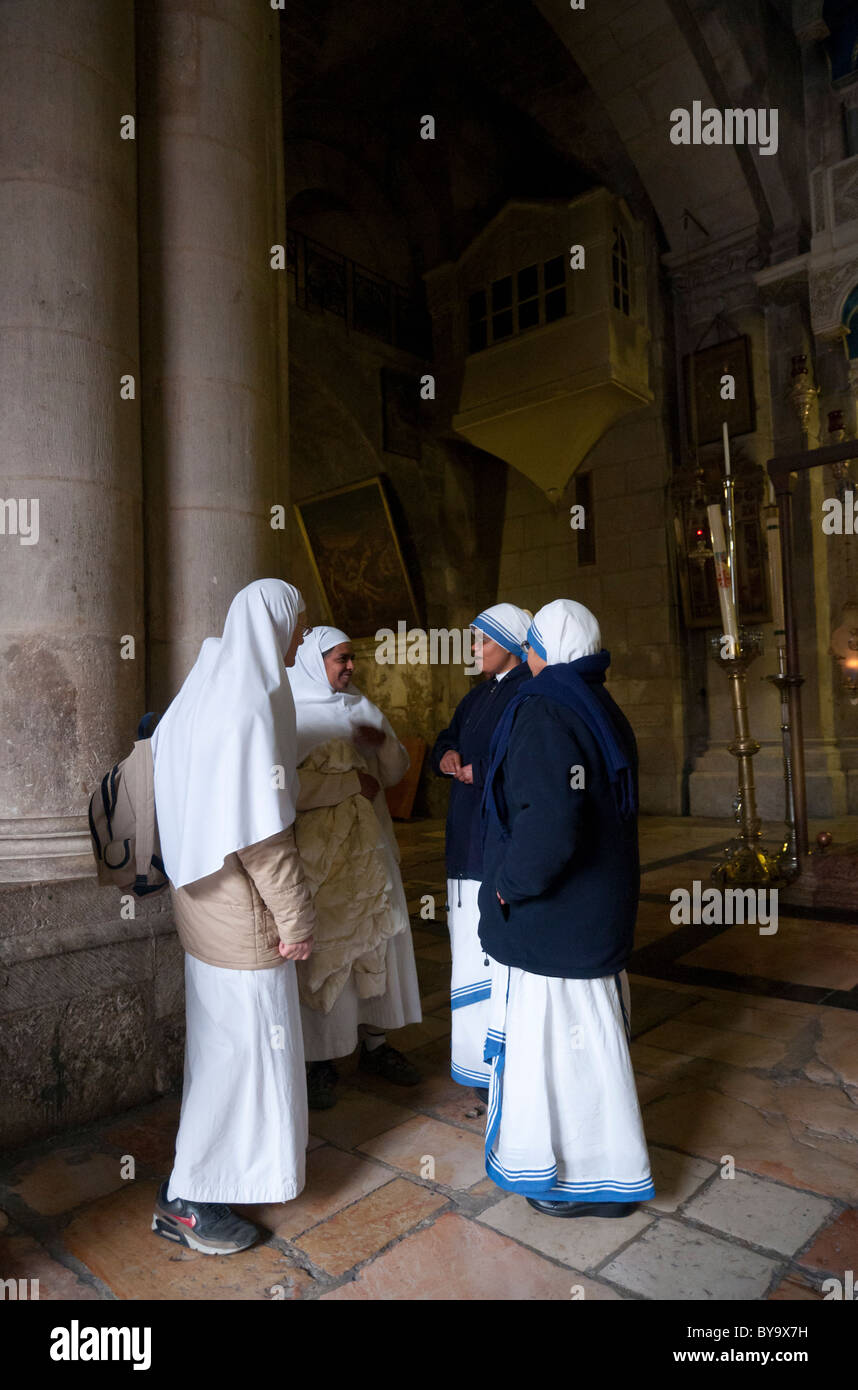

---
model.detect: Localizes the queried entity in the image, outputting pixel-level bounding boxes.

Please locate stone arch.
[531,0,806,255]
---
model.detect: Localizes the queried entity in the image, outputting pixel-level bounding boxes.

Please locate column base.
[0,817,95,883]
[0,877,182,1148]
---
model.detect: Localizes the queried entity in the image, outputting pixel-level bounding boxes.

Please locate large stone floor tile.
[385,1016,450,1052]
[600,1218,779,1300]
[687,985,822,1019]
[775,1081,858,1144]
[421,989,450,1013]
[628,974,821,1019]
[635,1075,672,1107]
[680,919,858,991]
[627,982,703,1037]
[797,1208,858,1277]
[6,1150,128,1216]
[410,928,445,949]
[426,1094,487,1134]
[647,1146,717,1212]
[639,1019,789,1069]
[102,1097,181,1174]
[631,1041,698,1078]
[307,1088,416,1149]
[294,1177,447,1276]
[639,860,718,895]
[815,1012,858,1088]
[768,1272,824,1300]
[683,1170,834,1255]
[679,999,810,1041]
[415,941,452,964]
[321,1211,622,1300]
[0,1234,101,1299]
[643,1090,858,1203]
[243,1146,392,1240]
[358,1115,487,1190]
[477,1192,653,1270]
[63,1182,312,1300]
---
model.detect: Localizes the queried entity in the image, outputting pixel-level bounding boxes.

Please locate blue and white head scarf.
[525,599,601,663]
[483,598,637,828]
[471,603,531,660]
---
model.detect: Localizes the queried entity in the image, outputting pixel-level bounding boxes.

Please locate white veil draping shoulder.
[288,626,388,764]
[152,579,304,888]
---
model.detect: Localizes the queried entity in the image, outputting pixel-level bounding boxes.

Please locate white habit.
[168,954,307,1203]
[484,957,655,1202]
[447,876,492,1087]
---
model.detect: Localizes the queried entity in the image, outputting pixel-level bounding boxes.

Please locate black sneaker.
[307,1060,339,1110]
[151,1182,259,1254]
[358,1042,421,1086]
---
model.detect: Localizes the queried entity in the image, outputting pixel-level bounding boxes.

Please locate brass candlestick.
[709,631,785,886]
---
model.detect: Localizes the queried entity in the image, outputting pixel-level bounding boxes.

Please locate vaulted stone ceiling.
[533,0,809,260]
[283,0,812,273]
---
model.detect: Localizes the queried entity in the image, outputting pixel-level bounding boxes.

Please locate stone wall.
[496,403,686,814]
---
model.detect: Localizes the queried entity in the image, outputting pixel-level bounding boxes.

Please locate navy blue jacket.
[430,661,532,880]
[477,688,640,978]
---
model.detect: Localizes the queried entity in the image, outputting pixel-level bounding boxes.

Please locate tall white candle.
[707,502,739,648]
[763,503,786,646]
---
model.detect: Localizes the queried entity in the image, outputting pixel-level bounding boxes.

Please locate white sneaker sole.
[151,1214,256,1256]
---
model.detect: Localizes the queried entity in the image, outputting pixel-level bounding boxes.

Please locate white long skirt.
[167,954,307,1204]
[301,915,422,1062]
[447,877,492,1088]
[484,957,655,1203]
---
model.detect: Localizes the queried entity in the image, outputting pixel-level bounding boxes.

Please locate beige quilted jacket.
[170,825,316,970]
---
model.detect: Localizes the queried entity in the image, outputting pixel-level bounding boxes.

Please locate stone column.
[136,0,286,712]
[0,0,144,881]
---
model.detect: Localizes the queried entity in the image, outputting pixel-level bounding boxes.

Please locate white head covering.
[152,579,304,888]
[288,626,388,764]
[527,599,602,664]
[471,602,531,658]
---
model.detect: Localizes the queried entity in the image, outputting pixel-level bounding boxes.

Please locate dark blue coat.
[430,661,532,880]
[477,688,640,978]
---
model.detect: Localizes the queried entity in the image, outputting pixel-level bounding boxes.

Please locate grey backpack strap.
[133,739,156,885]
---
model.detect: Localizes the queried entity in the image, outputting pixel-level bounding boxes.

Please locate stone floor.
[1,815,857,1301]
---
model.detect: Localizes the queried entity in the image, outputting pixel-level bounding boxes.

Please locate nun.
[288,627,422,1110]
[149,580,317,1255]
[430,603,531,1097]
[479,599,655,1217]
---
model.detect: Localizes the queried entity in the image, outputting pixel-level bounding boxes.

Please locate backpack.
[88,713,169,897]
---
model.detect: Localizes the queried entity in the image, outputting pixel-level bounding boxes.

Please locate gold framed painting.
[294,476,421,638]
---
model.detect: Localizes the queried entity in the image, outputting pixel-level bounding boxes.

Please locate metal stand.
[709,631,786,886]
[764,646,801,883]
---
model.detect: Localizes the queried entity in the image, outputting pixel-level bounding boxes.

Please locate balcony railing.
[286,230,433,358]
